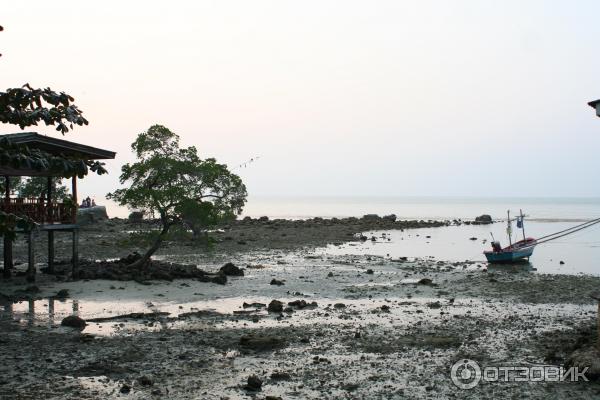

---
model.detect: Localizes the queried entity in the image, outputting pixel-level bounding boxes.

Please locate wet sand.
[1,218,600,399]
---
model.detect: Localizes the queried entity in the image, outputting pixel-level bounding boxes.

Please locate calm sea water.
[105,196,600,275]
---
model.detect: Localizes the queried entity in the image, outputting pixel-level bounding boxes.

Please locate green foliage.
[0,31,94,239]
[107,125,247,263]
[19,177,69,200]
[0,84,88,134]
[0,212,34,240]
[0,176,69,200]
[0,137,107,178]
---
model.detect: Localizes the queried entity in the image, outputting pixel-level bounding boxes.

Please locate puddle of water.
[316,221,600,275]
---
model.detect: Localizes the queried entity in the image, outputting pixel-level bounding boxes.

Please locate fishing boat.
[484,210,536,263]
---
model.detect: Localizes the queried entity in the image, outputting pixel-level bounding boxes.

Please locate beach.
[1,214,600,399]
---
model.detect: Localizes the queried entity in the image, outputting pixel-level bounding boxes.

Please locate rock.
[327,272,334,278]
[120,384,131,394]
[243,302,266,308]
[469,237,477,241]
[560,260,565,265]
[270,279,285,286]
[61,315,86,329]
[128,211,144,223]
[365,269,374,274]
[77,206,109,225]
[138,375,154,386]
[362,214,381,221]
[417,278,434,286]
[334,303,346,309]
[382,214,397,222]
[474,214,493,224]
[381,304,390,312]
[240,335,285,351]
[211,274,227,285]
[428,301,442,309]
[245,375,262,391]
[270,371,291,381]
[267,300,283,312]
[220,262,244,276]
[54,289,69,299]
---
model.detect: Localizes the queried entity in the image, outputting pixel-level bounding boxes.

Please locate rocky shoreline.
[1,215,599,399]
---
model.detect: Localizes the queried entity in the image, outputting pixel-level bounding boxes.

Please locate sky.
[2,0,600,204]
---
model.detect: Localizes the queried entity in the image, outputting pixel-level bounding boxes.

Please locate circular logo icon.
[451,359,482,389]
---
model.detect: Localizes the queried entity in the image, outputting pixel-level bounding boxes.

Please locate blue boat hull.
[484,246,535,263]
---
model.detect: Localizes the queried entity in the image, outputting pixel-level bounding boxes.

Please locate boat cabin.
[0,132,116,280]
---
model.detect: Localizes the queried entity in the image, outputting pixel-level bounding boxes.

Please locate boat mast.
[520,209,526,241]
[507,210,512,247]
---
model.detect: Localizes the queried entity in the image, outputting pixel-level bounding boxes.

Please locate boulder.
[128,211,144,223]
[220,262,244,276]
[383,214,397,222]
[61,315,87,329]
[267,300,283,312]
[245,375,262,391]
[474,214,493,224]
[77,206,109,225]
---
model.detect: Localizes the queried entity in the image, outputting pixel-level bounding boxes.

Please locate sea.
[105,196,600,276]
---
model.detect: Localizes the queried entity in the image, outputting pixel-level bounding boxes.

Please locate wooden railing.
[1,197,75,224]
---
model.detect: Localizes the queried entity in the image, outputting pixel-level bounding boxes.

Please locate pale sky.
[2,0,600,202]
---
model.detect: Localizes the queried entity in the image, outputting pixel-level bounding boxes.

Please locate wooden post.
[72,228,79,277]
[71,176,78,224]
[27,230,35,282]
[71,176,79,277]
[48,298,55,327]
[3,176,12,278]
[47,176,54,273]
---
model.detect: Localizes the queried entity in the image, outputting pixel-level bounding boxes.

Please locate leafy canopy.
[108,125,247,230]
[0,84,88,134]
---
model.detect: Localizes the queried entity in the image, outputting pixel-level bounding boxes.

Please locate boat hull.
[484,238,536,264]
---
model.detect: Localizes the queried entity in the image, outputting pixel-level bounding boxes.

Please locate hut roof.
[0,132,116,177]
[0,132,116,160]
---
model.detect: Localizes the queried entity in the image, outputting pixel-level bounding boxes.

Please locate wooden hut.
[0,132,116,280]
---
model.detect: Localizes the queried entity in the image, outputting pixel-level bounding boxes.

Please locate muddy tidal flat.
[1,217,600,399]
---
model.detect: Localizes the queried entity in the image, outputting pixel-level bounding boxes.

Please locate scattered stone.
[243,302,266,308]
[54,289,69,299]
[334,303,346,309]
[138,375,154,386]
[245,375,263,391]
[267,300,284,312]
[211,274,227,285]
[61,315,87,330]
[474,214,493,224]
[380,304,390,312]
[270,371,291,381]
[270,279,285,286]
[428,301,442,309]
[128,211,144,223]
[220,262,244,276]
[365,269,374,275]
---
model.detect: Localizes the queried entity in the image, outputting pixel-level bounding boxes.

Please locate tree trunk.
[128,223,171,270]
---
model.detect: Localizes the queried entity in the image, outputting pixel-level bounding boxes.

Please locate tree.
[107,125,247,268]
